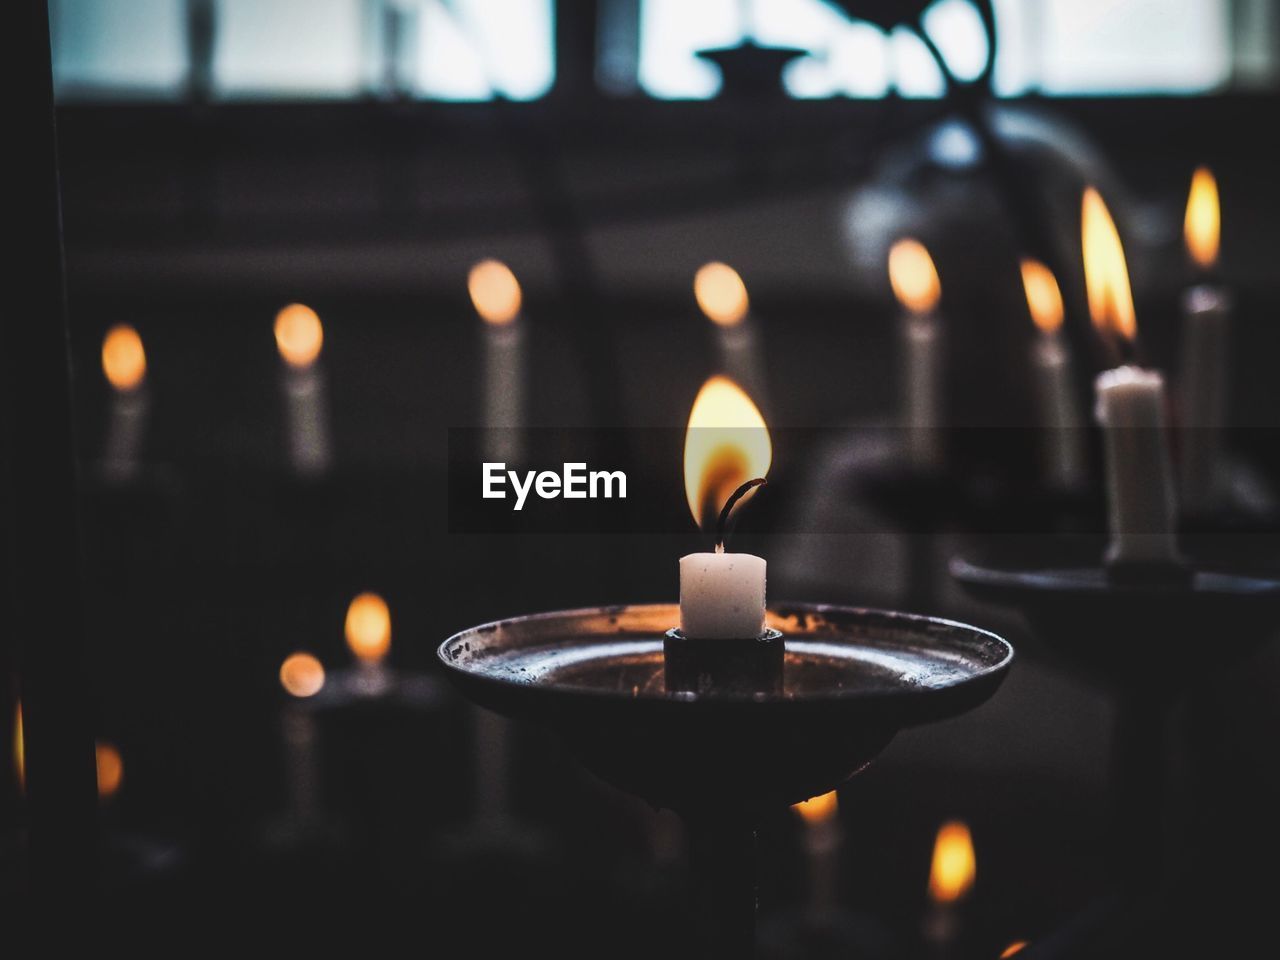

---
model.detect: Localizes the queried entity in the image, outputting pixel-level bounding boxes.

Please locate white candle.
[889,239,943,470]
[679,548,767,640]
[1094,366,1181,565]
[470,259,525,465]
[1021,259,1085,491]
[274,304,332,477]
[101,324,149,482]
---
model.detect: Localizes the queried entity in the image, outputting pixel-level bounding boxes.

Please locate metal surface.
[438,602,1012,815]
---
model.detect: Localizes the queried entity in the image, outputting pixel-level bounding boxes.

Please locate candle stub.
[1094,366,1181,567]
[679,551,766,640]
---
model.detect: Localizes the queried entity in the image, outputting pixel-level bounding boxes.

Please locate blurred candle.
[344,591,393,696]
[889,239,943,470]
[694,262,769,411]
[793,790,842,915]
[923,820,976,955]
[1021,259,1085,491]
[274,304,332,476]
[101,324,149,481]
[95,742,123,800]
[1083,188,1181,568]
[1178,167,1231,514]
[470,259,525,466]
[279,652,326,828]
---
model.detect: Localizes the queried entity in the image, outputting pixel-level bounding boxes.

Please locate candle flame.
[889,239,941,314]
[345,592,391,665]
[275,304,324,368]
[694,262,750,327]
[1184,166,1220,271]
[280,652,326,698]
[102,324,147,392]
[469,259,522,326]
[1000,941,1029,957]
[13,702,23,792]
[1020,259,1064,335]
[683,376,771,530]
[928,820,976,904]
[1081,188,1137,343]
[95,741,123,799]
[793,790,838,824]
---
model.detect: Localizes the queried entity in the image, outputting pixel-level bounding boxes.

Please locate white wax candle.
[103,388,149,483]
[903,313,942,469]
[482,322,524,465]
[1094,366,1181,565]
[1032,332,1085,491]
[1178,285,1231,513]
[282,363,333,476]
[679,549,766,640]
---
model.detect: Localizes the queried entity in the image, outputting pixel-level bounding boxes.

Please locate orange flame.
[793,790,838,824]
[928,820,976,904]
[345,592,391,665]
[1081,188,1137,343]
[280,652,326,698]
[694,262,750,327]
[1020,259,1064,335]
[1000,941,1029,958]
[102,325,147,392]
[275,304,324,368]
[13,702,24,792]
[469,259,522,326]
[683,376,771,530]
[889,239,941,314]
[95,742,123,799]
[1184,166,1220,271]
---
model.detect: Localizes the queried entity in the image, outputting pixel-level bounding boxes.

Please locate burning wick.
[1082,188,1182,573]
[714,477,767,553]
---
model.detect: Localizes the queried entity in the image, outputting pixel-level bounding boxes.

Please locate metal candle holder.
[439,602,1012,954]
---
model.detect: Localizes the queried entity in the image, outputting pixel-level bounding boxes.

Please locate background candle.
[922,819,976,955]
[274,303,332,477]
[888,239,943,471]
[344,591,393,696]
[1082,188,1181,567]
[101,323,149,482]
[470,259,525,466]
[278,651,326,830]
[694,261,769,412]
[1020,259,1085,491]
[1179,167,1231,514]
[793,790,842,916]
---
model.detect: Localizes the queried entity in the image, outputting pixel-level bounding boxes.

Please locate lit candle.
[694,262,769,411]
[1178,166,1230,514]
[344,591,393,696]
[278,651,326,828]
[679,376,771,640]
[1020,259,1085,491]
[793,790,842,915]
[888,239,944,470]
[922,819,976,954]
[274,303,332,476]
[1082,188,1182,569]
[101,324,149,482]
[470,259,525,466]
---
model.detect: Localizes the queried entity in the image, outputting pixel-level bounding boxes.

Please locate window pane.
[51,0,187,97]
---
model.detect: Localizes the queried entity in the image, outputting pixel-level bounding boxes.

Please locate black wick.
[715,477,768,550]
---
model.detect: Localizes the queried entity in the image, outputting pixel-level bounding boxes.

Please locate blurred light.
[280,652,326,698]
[102,324,147,392]
[684,376,771,529]
[468,260,522,326]
[1020,259,1065,334]
[1184,166,1220,270]
[214,0,364,97]
[13,702,24,792]
[274,304,324,368]
[694,262,749,327]
[928,820,976,903]
[1081,188,1137,343]
[1000,941,1029,958]
[417,0,554,101]
[793,790,838,824]
[345,592,391,664]
[95,741,123,799]
[923,0,990,82]
[889,239,942,314]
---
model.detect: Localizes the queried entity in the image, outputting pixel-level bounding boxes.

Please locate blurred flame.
[469,259,522,326]
[683,376,771,530]
[793,790,838,824]
[1081,188,1136,342]
[888,239,941,314]
[694,262,750,327]
[928,820,976,904]
[280,652,326,698]
[275,304,324,368]
[1020,259,1064,335]
[1184,166,1220,270]
[102,325,147,392]
[345,592,391,665]
[95,742,123,799]
[1000,941,1029,958]
[13,702,23,792]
